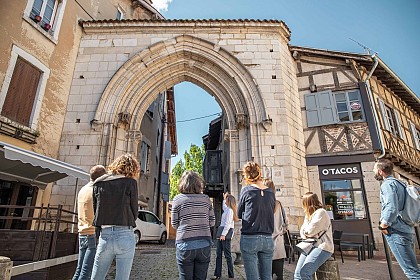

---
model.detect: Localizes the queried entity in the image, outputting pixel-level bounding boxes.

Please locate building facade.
[292,46,420,248]
[0,0,166,229]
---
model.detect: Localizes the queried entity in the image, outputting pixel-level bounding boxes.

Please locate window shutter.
[304,91,336,127]
[377,98,390,131]
[318,91,337,125]
[1,57,41,126]
[409,121,420,150]
[304,93,320,127]
[393,109,404,140]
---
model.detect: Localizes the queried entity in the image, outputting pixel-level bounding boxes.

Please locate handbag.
[295,222,331,256]
[216,226,233,240]
[295,238,318,255]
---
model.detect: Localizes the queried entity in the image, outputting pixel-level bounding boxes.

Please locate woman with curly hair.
[90,154,140,280]
[237,161,276,280]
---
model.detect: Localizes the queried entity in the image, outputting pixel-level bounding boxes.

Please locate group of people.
[73,154,420,280]
[73,154,140,280]
[171,159,420,280]
[170,161,334,280]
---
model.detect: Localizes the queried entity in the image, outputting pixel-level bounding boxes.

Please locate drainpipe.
[363,54,385,158]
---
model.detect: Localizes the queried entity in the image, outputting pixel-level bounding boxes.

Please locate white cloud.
[152,0,173,12]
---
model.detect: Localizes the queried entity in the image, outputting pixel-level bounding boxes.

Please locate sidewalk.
[104,240,413,279]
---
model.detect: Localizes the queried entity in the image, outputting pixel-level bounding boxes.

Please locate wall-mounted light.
[309,84,317,93]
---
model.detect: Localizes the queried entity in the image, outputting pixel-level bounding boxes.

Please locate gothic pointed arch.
[94,35,268,131]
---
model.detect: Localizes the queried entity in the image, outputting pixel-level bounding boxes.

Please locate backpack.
[394,180,420,227]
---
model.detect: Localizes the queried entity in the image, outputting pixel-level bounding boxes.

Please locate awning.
[0,141,89,188]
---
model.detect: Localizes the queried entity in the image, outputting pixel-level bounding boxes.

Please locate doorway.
[0,179,38,229]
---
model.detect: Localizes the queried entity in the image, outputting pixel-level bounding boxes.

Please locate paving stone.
[104,240,294,280]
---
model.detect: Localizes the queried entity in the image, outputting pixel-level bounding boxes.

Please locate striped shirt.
[171,193,215,244]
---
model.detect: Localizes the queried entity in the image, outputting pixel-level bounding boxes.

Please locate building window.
[0,45,50,129]
[410,121,420,150]
[30,0,58,26]
[377,98,404,139]
[116,7,124,20]
[24,0,67,40]
[304,90,364,127]
[140,141,151,173]
[335,91,363,122]
[322,179,367,220]
[1,57,41,126]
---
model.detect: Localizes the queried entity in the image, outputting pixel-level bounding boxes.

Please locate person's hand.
[379,223,389,235]
[220,235,226,240]
[223,192,229,200]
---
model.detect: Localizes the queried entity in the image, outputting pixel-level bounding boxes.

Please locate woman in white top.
[211,192,239,280]
[294,192,333,280]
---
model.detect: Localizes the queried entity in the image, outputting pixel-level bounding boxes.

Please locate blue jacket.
[380,176,413,234]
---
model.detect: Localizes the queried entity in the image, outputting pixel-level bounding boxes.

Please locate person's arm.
[171,197,179,229]
[92,184,97,214]
[209,197,216,227]
[130,180,139,222]
[380,182,399,231]
[302,210,328,238]
[237,188,246,219]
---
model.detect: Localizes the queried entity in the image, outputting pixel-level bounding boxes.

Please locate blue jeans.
[384,231,420,279]
[72,234,96,280]
[90,226,136,280]
[240,235,274,280]
[294,247,331,280]
[214,238,234,278]
[176,246,211,280]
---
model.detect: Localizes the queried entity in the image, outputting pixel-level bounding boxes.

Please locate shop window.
[304,90,364,127]
[322,179,367,220]
[409,121,420,150]
[377,98,404,139]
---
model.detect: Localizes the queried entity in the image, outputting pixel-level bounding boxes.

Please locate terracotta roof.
[79,18,291,37]
[290,45,420,115]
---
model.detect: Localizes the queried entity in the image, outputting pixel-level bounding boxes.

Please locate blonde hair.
[302,192,323,220]
[242,161,262,184]
[225,194,239,222]
[108,154,140,179]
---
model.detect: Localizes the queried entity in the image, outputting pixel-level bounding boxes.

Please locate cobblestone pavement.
[105,240,294,280]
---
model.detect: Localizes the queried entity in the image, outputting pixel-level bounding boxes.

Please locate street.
[104,240,294,280]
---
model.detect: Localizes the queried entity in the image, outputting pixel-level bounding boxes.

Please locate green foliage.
[169,144,205,199]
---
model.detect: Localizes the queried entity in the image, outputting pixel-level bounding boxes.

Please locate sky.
[150,0,420,170]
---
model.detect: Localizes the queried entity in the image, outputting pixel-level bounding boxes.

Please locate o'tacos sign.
[319,163,361,179]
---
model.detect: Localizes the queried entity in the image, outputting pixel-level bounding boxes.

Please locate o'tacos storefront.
[318,163,374,241]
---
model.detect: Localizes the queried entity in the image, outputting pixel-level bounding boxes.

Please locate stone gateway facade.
[58,19,308,229]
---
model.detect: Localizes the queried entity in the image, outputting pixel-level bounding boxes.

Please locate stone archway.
[94,35,270,195]
[58,19,307,229]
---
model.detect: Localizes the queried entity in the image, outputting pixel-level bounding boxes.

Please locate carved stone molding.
[126,130,142,143]
[224,129,239,141]
[236,113,249,129]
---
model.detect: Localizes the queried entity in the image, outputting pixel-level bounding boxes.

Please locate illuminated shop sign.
[319,164,361,179]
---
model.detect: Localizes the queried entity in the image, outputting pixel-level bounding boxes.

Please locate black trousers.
[272,258,285,280]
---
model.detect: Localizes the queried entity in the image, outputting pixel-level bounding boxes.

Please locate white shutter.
[393,109,404,140]
[377,98,390,131]
[409,121,420,150]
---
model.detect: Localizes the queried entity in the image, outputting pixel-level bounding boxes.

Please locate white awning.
[0,141,89,188]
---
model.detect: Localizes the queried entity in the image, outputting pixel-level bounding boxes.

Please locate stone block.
[316,258,341,280]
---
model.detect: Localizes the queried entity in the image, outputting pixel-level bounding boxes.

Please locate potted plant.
[33,15,42,22]
[43,23,51,31]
